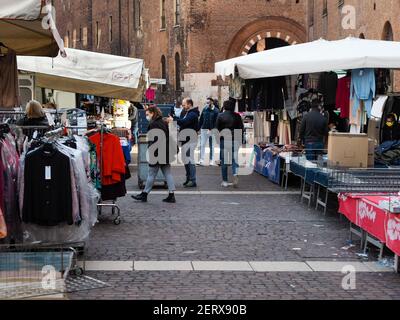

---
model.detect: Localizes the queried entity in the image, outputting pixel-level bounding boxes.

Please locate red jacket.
[336,76,351,119]
[89,133,126,186]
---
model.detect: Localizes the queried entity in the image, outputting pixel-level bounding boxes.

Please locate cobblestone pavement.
[68,165,400,300]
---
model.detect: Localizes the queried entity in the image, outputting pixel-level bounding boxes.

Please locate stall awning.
[215,37,400,80]
[0,0,64,57]
[17,48,147,102]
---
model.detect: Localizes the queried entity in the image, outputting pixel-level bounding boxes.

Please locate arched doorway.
[378,21,394,94]
[225,16,306,58]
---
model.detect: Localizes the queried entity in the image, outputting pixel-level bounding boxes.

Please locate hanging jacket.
[89,132,126,186]
[350,69,376,118]
[336,76,351,119]
[22,145,73,226]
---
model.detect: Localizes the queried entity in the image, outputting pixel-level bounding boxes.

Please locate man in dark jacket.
[216,100,244,188]
[132,106,176,203]
[198,98,219,166]
[168,98,200,188]
[382,113,400,143]
[299,100,329,161]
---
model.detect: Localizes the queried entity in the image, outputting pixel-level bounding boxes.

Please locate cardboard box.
[328,133,369,168]
[368,138,375,168]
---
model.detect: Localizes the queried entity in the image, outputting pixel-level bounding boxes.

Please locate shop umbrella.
[17,48,148,102]
[0,0,65,57]
[215,37,400,79]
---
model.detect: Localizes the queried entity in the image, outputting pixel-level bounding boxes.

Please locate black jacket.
[147,116,176,166]
[22,145,73,226]
[382,123,400,143]
[216,111,244,142]
[299,109,329,144]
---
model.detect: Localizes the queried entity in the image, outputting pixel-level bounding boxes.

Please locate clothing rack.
[97,118,122,225]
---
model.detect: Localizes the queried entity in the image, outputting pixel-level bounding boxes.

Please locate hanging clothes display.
[88,130,127,201]
[22,144,74,226]
[285,75,298,120]
[18,131,100,243]
[0,207,6,239]
[350,68,376,118]
[0,130,22,244]
[145,88,156,102]
[318,72,338,108]
[253,111,270,145]
[336,75,351,119]
[229,76,245,100]
[264,77,287,110]
[0,48,19,108]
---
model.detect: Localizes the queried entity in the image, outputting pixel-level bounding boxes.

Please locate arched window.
[161,55,167,92]
[379,22,394,94]
[382,21,394,41]
[175,53,181,90]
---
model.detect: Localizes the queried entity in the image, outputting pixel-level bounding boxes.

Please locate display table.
[253,145,281,185]
[338,194,400,264]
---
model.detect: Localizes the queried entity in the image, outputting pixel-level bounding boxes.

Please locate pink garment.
[145,88,156,101]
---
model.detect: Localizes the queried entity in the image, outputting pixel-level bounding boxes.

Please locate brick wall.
[54,0,400,100]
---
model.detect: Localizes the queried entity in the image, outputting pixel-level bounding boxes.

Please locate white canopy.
[0,0,64,57]
[17,48,147,102]
[215,37,400,79]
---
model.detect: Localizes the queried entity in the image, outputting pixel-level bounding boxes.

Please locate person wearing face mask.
[382,113,400,143]
[132,106,176,203]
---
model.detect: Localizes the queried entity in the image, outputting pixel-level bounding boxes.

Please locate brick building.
[308,0,400,90]
[54,0,400,105]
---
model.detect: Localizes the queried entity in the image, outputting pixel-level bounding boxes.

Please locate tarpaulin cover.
[18,48,146,101]
[215,37,400,80]
[0,0,64,57]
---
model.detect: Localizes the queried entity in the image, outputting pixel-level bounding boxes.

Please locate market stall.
[0,0,65,110]
[215,37,400,270]
[17,48,147,102]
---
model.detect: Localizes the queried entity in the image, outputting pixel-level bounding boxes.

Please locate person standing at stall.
[198,98,219,166]
[298,99,329,161]
[216,100,244,188]
[132,106,176,203]
[382,113,400,143]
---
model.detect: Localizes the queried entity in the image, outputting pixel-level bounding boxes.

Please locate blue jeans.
[131,123,139,146]
[182,143,197,183]
[305,141,324,161]
[220,139,239,182]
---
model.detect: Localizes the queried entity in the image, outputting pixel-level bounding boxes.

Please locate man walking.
[198,98,219,166]
[168,98,199,188]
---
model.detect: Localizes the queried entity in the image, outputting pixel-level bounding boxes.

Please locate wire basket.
[0,242,89,300]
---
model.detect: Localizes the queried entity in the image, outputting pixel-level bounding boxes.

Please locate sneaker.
[197,161,205,166]
[221,181,230,188]
[184,181,197,188]
[163,193,176,203]
[183,180,190,187]
[131,192,148,202]
[232,175,239,188]
[210,160,216,166]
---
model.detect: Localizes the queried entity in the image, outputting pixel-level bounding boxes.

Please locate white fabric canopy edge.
[215,37,400,80]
